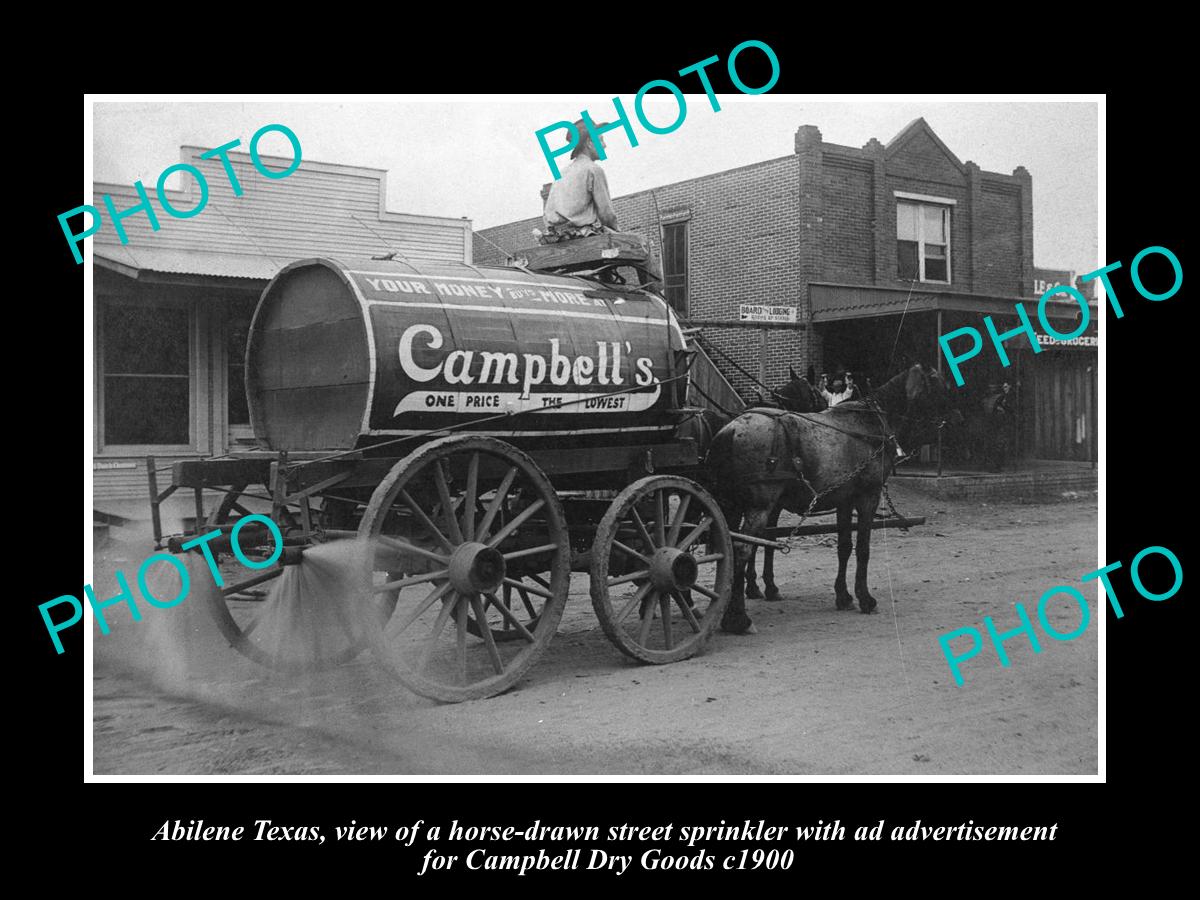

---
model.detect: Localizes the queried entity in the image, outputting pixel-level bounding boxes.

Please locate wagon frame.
[146,238,921,702]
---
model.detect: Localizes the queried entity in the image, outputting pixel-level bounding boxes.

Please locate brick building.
[474,117,1096,465]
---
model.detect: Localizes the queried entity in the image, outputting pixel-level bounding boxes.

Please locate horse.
[742,368,826,599]
[676,365,826,461]
[675,368,827,601]
[768,367,829,414]
[705,363,959,634]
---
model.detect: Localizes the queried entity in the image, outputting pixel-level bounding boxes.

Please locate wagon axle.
[448,542,506,594]
[649,547,698,591]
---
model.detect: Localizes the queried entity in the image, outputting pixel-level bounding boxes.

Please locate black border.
[20,27,1184,873]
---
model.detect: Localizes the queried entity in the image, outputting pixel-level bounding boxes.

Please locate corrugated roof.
[95,247,284,280]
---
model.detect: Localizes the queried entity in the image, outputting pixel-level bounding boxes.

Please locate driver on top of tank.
[540,120,620,244]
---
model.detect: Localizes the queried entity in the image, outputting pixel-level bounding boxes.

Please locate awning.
[95,247,286,282]
[810,282,1089,323]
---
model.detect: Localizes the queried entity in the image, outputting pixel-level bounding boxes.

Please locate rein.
[693,334,820,411]
[788,401,896,444]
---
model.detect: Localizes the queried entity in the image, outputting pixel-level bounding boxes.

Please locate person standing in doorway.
[819,373,856,407]
[989,381,1014,471]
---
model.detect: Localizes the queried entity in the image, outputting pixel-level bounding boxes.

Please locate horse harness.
[744,403,901,487]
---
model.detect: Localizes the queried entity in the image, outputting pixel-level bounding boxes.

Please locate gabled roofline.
[885,117,966,173]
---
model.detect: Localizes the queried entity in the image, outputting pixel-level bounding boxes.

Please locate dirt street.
[91,482,1098,775]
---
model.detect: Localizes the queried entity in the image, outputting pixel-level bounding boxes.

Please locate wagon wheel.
[356,435,570,702]
[590,475,732,664]
[198,484,367,674]
[453,577,547,643]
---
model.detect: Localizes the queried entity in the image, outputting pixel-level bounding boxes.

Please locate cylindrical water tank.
[247,258,687,451]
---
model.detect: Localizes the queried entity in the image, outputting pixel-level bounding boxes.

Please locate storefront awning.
[810,282,1088,323]
[95,247,285,282]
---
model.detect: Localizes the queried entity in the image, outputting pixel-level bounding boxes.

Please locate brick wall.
[976,181,1024,294]
[473,117,1032,403]
[821,155,874,283]
[474,154,815,402]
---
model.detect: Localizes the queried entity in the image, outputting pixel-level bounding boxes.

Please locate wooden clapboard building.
[474,117,1098,468]
[92,146,471,517]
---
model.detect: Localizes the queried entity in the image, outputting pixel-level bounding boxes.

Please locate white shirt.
[820,386,855,407]
[543,156,618,231]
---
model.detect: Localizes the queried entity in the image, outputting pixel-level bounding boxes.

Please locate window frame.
[895,194,954,285]
[95,295,200,456]
[661,220,689,316]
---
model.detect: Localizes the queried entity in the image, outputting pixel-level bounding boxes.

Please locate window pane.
[665,283,686,314]
[898,241,919,279]
[663,222,686,276]
[663,223,686,314]
[896,202,918,240]
[104,305,189,375]
[923,205,946,242]
[103,302,190,444]
[105,375,190,444]
[925,245,948,281]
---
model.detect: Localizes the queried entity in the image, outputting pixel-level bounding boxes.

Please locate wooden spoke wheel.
[452,575,548,644]
[590,475,732,664]
[357,435,570,702]
[198,485,367,674]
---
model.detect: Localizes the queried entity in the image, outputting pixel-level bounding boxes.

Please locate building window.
[227,296,259,431]
[102,302,191,445]
[662,221,688,315]
[897,201,951,283]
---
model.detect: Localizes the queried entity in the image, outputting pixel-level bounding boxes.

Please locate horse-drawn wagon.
[148,242,750,701]
[147,238,941,702]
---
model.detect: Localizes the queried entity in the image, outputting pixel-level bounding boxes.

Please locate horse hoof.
[746,584,764,600]
[720,615,756,635]
[763,588,782,603]
[835,597,855,611]
[857,597,878,614]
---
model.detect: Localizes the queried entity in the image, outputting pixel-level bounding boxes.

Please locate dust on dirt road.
[91,483,1098,775]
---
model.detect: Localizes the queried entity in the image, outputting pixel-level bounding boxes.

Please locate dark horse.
[677,366,826,469]
[744,369,826,598]
[705,363,958,634]
[767,367,829,414]
[676,369,826,600]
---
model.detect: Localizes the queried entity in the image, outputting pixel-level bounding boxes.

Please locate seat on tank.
[511,232,662,283]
